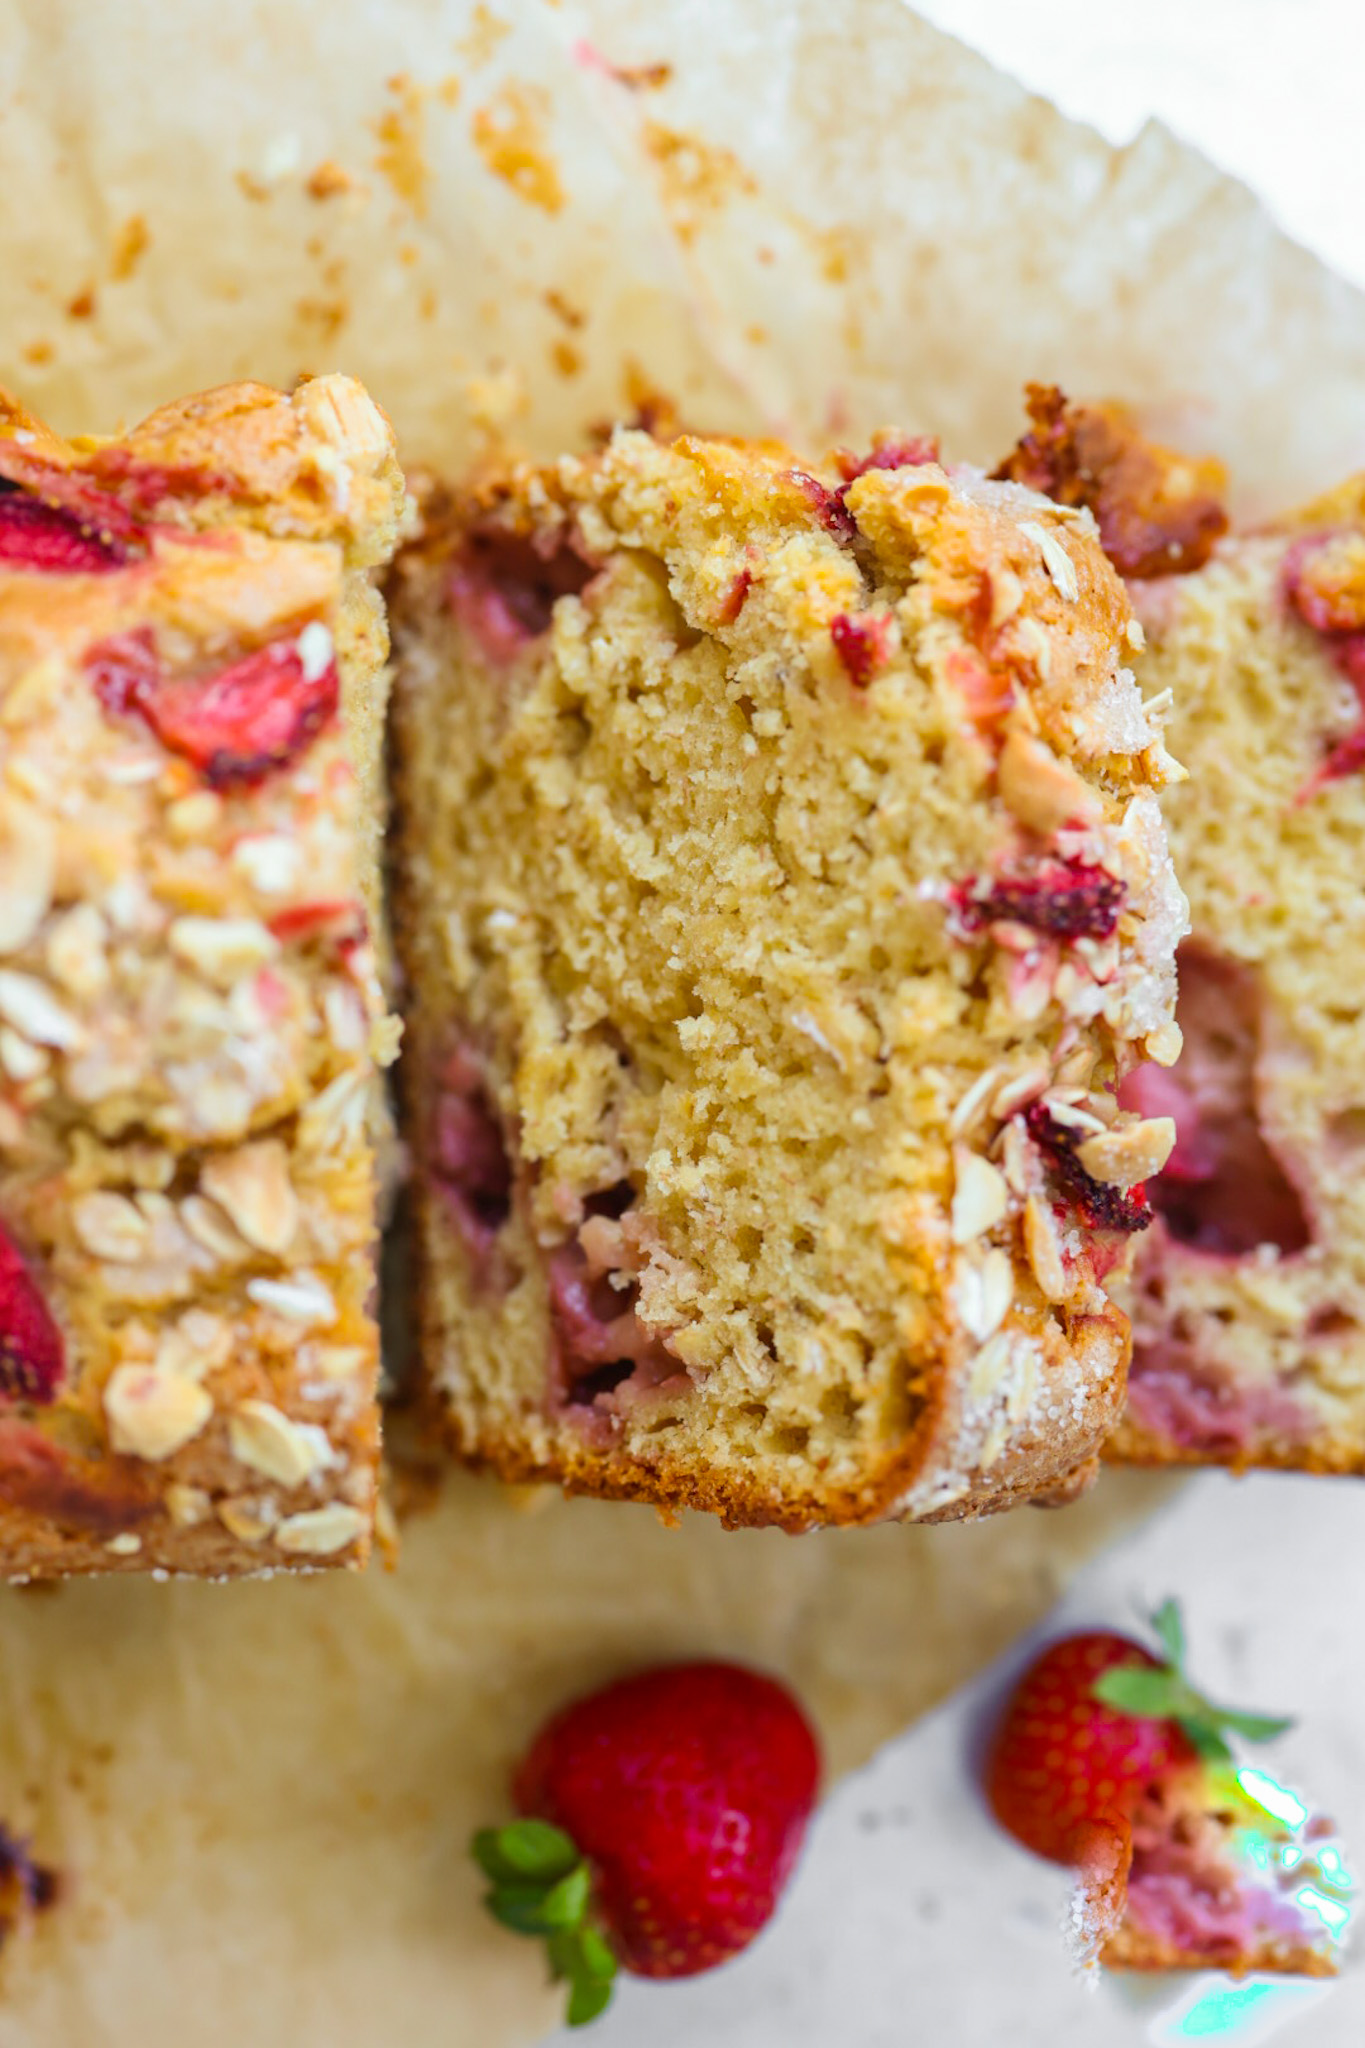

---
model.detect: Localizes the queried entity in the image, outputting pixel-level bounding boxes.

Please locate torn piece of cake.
[1087,1762,1351,1977]
[987,1606,1352,1980]
[0,375,405,1575]
[1001,389,1365,1473]
[391,425,1186,1529]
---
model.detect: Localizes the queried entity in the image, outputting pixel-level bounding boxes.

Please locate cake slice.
[1078,1761,1350,1977]
[1000,388,1365,1472]
[0,375,405,1575]
[391,425,1187,1528]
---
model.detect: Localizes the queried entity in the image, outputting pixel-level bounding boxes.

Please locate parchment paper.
[0,1,1360,2041]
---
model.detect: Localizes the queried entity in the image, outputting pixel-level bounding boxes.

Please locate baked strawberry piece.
[1002,391,1365,1476]
[986,1602,1351,1975]
[391,425,1186,1528]
[0,376,405,1575]
[474,1659,820,2023]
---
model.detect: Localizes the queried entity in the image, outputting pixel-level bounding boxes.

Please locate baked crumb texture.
[1069,1764,1349,1979]
[0,375,406,1576]
[1007,393,1365,1475]
[392,427,1186,1529]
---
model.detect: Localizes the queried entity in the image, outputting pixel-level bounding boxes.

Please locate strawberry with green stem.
[986,1597,1293,1876]
[474,1660,821,2027]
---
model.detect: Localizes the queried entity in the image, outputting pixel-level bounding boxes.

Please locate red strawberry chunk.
[87,628,338,788]
[1027,1103,1151,1235]
[429,1043,516,1292]
[0,1227,64,1405]
[0,490,128,573]
[788,470,858,545]
[986,1631,1196,1864]
[0,1418,153,1532]
[956,857,1125,941]
[266,900,364,944]
[447,528,598,663]
[716,567,753,624]
[830,611,891,687]
[515,1660,820,1978]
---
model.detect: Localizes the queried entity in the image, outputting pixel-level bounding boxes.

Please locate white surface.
[584,1474,1365,2047]
[911,0,1365,290]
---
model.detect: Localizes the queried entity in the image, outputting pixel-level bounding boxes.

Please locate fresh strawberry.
[474,1660,820,2026]
[0,1226,64,1405]
[0,489,128,573]
[985,1599,1292,1867]
[86,627,338,787]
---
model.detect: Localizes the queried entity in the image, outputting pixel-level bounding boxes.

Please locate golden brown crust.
[0,376,405,1577]
[0,376,405,568]
[1104,1420,1365,1477]
[1102,1920,1337,1978]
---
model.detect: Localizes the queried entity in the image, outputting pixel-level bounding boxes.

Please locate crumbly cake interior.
[1075,1764,1349,1977]
[1109,520,1365,1471]
[394,427,1187,1527]
[0,376,406,1575]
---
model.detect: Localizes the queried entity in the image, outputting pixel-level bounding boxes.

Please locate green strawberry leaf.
[473,1820,619,2028]
[567,1975,615,2028]
[542,1864,592,1929]
[578,1926,618,1981]
[1091,1601,1294,1771]
[474,1819,580,1884]
[471,1828,522,1885]
[1150,1597,1186,1673]
[1215,1708,1295,1743]
[485,1882,564,1936]
[546,1929,582,1983]
[1092,1666,1191,1720]
[1182,1718,1234,1766]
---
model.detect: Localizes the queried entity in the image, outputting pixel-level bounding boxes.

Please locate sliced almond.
[0,801,55,954]
[295,374,393,469]
[168,916,279,986]
[0,970,84,1051]
[1142,1020,1184,1069]
[230,1401,335,1487]
[1023,1194,1070,1302]
[72,1191,150,1264]
[990,1066,1050,1121]
[45,905,110,999]
[1018,518,1079,602]
[1076,1116,1176,1189]
[246,1273,337,1328]
[218,1497,275,1545]
[180,1194,251,1264]
[200,1141,298,1256]
[951,1149,1010,1243]
[166,1482,210,1528]
[948,1065,1003,1138]
[273,1503,368,1556]
[104,1366,213,1461]
[968,1330,1015,1403]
